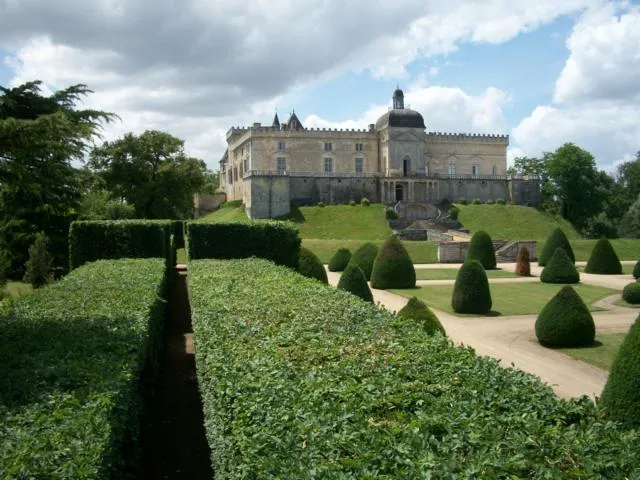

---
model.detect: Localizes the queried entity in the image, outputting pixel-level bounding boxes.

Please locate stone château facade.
[219,88,540,218]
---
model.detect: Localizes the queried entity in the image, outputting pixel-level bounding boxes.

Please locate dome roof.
[393,88,404,98]
[375,108,426,129]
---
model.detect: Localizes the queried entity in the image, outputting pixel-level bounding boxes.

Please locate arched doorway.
[395,184,404,202]
[403,157,411,177]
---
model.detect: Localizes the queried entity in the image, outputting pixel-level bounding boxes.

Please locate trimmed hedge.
[515,246,531,277]
[298,247,328,284]
[535,286,595,347]
[397,296,445,336]
[584,237,622,274]
[599,315,640,428]
[452,260,492,314]
[370,235,416,289]
[69,219,174,270]
[539,228,575,266]
[328,248,352,272]
[466,230,496,270]
[540,248,580,284]
[0,258,167,478]
[622,282,640,304]
[348,242,379,280]
[634,260,640,279]
[188,258,640,478]
[186,220,301,268]
[337,263,373,302]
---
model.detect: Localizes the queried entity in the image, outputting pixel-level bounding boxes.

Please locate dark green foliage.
[485,199,494,205]
[466,230,497,270]
[23,232,53,288]
[186,221,301,269]
[188,258,640,478]
[584,237,622,274]
[337,263,373,302]
[298,247,328,284]
[69,220,173,270]
[457,197,467,205]
[361,197,370,206]
[385,208,399,220]
[538,228,575,266]
[397,296,445,336]
[471,198,481,205]
[535,286,595,347]
[220,200,243,209]
[634,260,640,279]
[496,198,506,205]
[599,316,640,428]
[348,242,379,280]
[370,235,416,289]
[349,199,357,206]
[449,206,459,220]
[451,260,492,314]
[515,246,531,276]
[328,248,351,272]
[540,248,580,284]
[623,282,640,304]
[172,220,185,249]
[0,258,167,478]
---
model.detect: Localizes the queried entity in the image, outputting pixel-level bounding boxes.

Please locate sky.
[1,0,639,172]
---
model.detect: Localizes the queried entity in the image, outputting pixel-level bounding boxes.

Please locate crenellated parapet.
[427,132,509,145]
[226,124,377,142]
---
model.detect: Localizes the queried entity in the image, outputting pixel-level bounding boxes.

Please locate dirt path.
[140,266,213,479]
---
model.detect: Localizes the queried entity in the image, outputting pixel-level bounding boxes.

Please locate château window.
[448,164,456,175]
[492,165,497,175]
[244,159,248,172]
[324,157,333,173]
[472,164,479,175]
[355,143,363,152]
[277,157,286,174]
[278,141,285,150]
[324,142,332,151]
[355,158,363,173]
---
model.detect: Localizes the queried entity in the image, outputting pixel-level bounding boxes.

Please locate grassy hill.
[200,205,248,223]
[456,204,581,240]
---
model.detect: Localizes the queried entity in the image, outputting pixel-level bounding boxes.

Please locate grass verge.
[200,206,248,223]
[559,333,628,370]
[390,282,618,316]
[416,268,518,281]
[303,239,437,263]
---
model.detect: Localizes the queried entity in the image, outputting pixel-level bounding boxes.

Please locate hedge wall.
[186,221,300,268]
[0,258,167,479]
[69,220,174,270]
[188,258,640,479]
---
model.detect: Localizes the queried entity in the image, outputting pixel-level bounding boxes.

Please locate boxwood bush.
[69,219,174,270]
[451,260,492,314]
[186,220,300,268]
[634,260,640,279]
[535,286,595,347]
[622,281,640,304]
[397,296,445,336]
[0,258,167,479]
[370,235,416,289]
[328,248,352,272]
[584,237,622,274]
[297,247,328,284]
[466,230,497,270]
[540,248,580,284]
[188,258,640,478]
[337,263,373,303]
[348,242,379,281]
[538,228,575,266]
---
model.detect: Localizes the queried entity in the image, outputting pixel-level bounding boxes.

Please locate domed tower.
[376,88,427,186]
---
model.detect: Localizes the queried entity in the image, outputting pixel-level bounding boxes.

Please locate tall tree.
[617,151,640,200]
[0,80,114,277]
[545,143,605,229]
[90,130,206,219]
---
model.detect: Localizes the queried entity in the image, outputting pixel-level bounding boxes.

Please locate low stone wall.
[397,229,427,241]
[438,240,537,263]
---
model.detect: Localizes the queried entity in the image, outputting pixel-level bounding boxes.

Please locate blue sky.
[1,1,639,170]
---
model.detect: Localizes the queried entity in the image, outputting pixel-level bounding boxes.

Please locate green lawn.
[176,248,187,264]
[415,268,518,280]
[568,239,640,262]
[577,264,634,274]
[284,204,391,240]
[200,206,248,223]
[303,239,437,264]
[4,281,33,298]
[559,333,628,370]
[390,282,618,316]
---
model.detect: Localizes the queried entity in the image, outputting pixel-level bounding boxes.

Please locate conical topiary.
[337,263,373,303]
[599,315,640,428]
[328,248,351,272]
[451,260,492,314]
[540,248,580,284]
[515,246,531,277]
[349,243,379,281]
[584,237,622,274]
[297,247,328,284]
[535,286,595,347]
[622,282,640,305]
[397,297,445,337]
[539,228,575,266]
[633,260,640,279]
[466,230,496,270]
[370,236,416,289]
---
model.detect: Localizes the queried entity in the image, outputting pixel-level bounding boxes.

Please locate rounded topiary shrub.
[535,286,595,347]
[634,260,640,279]
[471,198,481,205]
[349,243,379,281]
[385,208,399,220]
[397,297,445,337]
[623,282,640,305]
[337,263,373,303]
[328,248,351,272]
[496,198,506,205]
[297,247,328,284]
[349,199,356,206]
[485,199,494,205]
[515,246,531,277]
[361,197,370,206]
[451,260,492,314]
[539,228,575,266]
[370,235,416,289]
[540,248,580,284]
[466,230,497,270]
[449,206,459,220]
[458,197,467,205]
[598,315,640,428]
[584,237,622,274]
